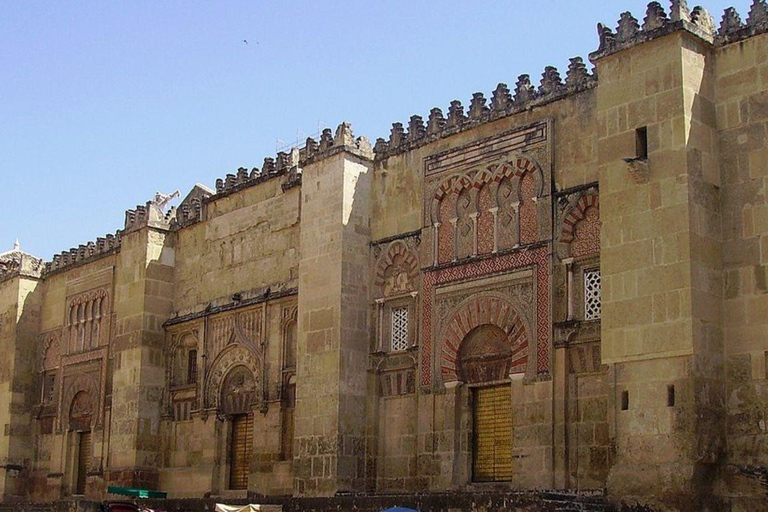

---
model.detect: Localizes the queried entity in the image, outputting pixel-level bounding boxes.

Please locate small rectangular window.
[621,390,629,411]
[584,269,602,320]
[187,349,198,385]
[636,127,648,160]
[391,307,409,352]
[667,385,675,407]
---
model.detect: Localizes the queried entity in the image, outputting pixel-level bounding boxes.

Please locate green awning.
[107,486,167,499]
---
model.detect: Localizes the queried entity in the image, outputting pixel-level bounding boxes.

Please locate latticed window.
[391,307,409,351]
[584,269,601,320]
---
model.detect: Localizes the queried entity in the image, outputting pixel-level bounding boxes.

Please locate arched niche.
[69,390,94,431]
[220,365,258,416]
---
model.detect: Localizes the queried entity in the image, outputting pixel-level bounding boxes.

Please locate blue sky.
[0,0,749,259]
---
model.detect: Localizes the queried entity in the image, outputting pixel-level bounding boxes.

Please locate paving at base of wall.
[0,491,622,512]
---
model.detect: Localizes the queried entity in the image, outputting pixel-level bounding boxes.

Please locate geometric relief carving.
[496,177,517,250]
[456,187,474,260]
[584,269,602,321]
[209,315,236,362]
[391,306,409,352]
[518,172,539,246]
[477,184,496,255]
[208,308,262,366]
[437,187,456,264]
[572,206,601,258]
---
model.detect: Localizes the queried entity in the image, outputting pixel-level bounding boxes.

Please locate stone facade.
[2,2,768,510]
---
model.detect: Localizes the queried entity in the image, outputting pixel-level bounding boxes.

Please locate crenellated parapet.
[123,201,174,233]
[590,1,716,61]
[44,232,121,275]
[299,122,372,165]
[373,58,596,161]
[716,1,768,44]
[590,0,768,61]
[169,183,213,230]
[211,146,303,199]
[209,122,371,199]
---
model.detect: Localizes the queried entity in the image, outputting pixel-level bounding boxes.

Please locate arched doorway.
[69,390,93,495]
[458,324,514,483]
[220,365,257,491]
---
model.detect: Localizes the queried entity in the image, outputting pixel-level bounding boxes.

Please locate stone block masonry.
[0,2,767,511]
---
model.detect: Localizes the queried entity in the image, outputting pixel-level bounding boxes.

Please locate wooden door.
[76,431,92,494]
[229,414,253,490]
[472,385,512,482]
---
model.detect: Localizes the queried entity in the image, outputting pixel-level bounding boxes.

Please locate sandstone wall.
[716,29,768,505]
[172,180,300,313]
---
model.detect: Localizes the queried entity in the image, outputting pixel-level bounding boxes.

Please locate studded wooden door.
[76,431,91,494]
[229,414,253,490]
[472,385,512,482]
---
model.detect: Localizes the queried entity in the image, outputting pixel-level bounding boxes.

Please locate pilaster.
[294,123,373,496]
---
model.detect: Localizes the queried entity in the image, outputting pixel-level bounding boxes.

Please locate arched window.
[283,320,297,370]
[171,335,199,388]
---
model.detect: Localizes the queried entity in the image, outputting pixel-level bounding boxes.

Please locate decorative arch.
[69,390,94,431]
[472,166,496,189]
[61,373,99,430]
[204,344,261,411]
[458,324,515,384]
[474,166,498,256]
[67,288,109,353]
[428,155,546,262]
[495,157,545,198]
[430,176,458,225]
[41,330,61,370]
[439,295,530,384]
[561,192,600,257]
[281,304,298,371]
[374,240,419,296]
[518,171,539,245]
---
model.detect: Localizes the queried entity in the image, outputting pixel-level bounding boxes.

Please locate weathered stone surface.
[2,4,768,512]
